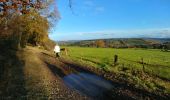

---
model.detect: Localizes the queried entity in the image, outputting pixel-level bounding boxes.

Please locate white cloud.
[50,28,170,41]
[72,28,170,38]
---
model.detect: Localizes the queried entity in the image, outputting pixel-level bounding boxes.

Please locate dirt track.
[29,47,135,100]
[0,46,169,100]
[38,47,170,100]
[0,47,89,100]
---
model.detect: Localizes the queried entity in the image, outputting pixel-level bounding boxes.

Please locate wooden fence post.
[113,55,118,66]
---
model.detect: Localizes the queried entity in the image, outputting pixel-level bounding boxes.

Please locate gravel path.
[0,47,90,100]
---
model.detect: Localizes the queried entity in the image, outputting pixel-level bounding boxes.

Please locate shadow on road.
[0,49,27,99]
[44,61,66,78]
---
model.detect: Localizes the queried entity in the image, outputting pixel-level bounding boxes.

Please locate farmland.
[62,46,170,94]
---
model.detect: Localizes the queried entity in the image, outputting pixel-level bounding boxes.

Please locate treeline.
[60,38,170,50]
[0,0,56,50]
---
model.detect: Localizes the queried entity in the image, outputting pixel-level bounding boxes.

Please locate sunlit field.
[63,46,170,80]
[61,46,170,94]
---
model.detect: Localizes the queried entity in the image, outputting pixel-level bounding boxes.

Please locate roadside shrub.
[41,39,56,51]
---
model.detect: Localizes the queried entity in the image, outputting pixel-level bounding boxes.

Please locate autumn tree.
[0,11,50,48]
[95,40,105,48]
[0,0,59,49]
[0,0,54,16]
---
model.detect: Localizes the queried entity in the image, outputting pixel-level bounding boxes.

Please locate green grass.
[62,46,170,93]
[65,47,170,66]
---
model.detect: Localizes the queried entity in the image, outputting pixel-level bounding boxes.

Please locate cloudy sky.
[49,0,170,41]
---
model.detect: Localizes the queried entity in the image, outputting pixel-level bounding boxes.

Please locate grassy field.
[62,46,170,93]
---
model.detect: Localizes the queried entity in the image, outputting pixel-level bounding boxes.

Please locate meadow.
[62,46,170,93]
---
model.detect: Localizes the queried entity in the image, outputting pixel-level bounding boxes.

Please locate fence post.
[113,55,118,66]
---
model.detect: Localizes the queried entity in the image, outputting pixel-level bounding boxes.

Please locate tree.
[0,0,73,49]
[95,40,105,48]
[0,0,57,49]
[21,11,49,47]
[0,0,53,16]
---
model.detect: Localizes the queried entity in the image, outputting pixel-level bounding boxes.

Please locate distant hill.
[58,38,170,49]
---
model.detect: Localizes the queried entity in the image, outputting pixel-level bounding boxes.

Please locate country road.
[39,48,116,100]
[0,46,169,100]
[0,47,89,100]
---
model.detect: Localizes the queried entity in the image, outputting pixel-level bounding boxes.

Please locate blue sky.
[49,0,170,41]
